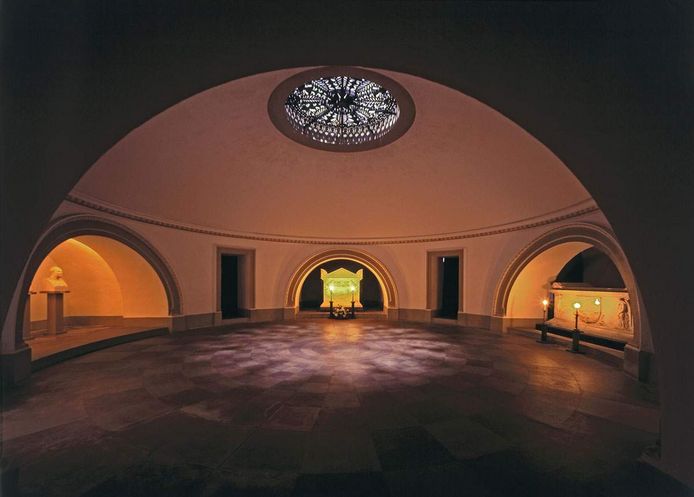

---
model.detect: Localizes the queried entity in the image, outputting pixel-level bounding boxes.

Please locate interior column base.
[624,344,655,383]
[1,346,32,386]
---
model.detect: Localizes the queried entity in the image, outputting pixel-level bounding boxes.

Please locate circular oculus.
[284,76,400,146]
[268,67,415,152]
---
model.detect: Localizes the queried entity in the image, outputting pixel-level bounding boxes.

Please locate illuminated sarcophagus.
[548,283,633,340]
[320,268,363,309]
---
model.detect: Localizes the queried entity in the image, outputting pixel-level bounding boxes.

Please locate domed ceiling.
[71,67,592,240]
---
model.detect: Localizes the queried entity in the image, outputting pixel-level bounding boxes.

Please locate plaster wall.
[506,242,592,319]
[50,201,610,321]
[29,239,124,321]
[26,235,169,327]
[76,235,168,317]
[72,69,590,240]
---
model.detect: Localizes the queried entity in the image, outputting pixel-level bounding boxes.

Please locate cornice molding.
[65,193,600,246]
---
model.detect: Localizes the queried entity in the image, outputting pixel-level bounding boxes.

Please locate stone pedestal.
[42,291,69,335]
[23,291,36,340]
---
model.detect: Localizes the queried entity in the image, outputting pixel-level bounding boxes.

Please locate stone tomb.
[320,267,363,309]
[548,283,633,341]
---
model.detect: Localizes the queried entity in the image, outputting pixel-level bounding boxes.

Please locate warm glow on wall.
[506,242,592,318]
[77,235,168,317]
[27,236,169,332]
[29,239,124,323]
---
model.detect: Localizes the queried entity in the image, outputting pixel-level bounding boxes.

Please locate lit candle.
[538,298,550,343]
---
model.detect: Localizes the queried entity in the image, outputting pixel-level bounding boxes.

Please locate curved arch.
[285,249,398,312]
[493,222,645,346]
[13,214,182,346]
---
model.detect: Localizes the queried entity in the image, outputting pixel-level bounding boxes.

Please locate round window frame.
[268,66,416,152]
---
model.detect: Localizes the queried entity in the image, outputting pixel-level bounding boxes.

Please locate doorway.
[427,249,464,321]
[220,254,241,319]
[438,256,459,318]
[217,247,255,321]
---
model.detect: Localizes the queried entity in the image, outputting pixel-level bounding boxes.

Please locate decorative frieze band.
[65,194,599,246]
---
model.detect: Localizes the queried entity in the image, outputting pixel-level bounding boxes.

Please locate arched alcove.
[505,241,593,322]
[26,234,171,338]
[298,259,384,312]
[285,249,398,318]
[13,215,182,347]
[28,238,125,330]
[493,223,649,360]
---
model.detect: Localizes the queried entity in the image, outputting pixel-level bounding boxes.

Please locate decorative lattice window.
[284,76,400,146]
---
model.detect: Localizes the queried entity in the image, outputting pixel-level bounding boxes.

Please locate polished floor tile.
[2,319,688,497]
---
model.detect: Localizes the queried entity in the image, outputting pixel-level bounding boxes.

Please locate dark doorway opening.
[438,256,459,319]
[221,254,241,319]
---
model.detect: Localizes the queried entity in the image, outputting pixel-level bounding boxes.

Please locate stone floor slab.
[4,319,666,497]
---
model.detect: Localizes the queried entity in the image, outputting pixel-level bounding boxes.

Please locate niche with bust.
[26,236,169,337]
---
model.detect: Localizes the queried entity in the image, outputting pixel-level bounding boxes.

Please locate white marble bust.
[45,266,69,291]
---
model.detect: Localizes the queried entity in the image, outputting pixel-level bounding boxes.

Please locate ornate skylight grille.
[285,76,400,146]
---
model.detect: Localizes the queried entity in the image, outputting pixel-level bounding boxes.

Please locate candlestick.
[568,302,583,353]
[538,298,549,344]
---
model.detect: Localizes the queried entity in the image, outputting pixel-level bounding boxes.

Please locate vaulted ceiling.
[72,68,590,239]
[2,1,691,330]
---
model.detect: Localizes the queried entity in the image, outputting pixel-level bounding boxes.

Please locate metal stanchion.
[537,298,550,344]
[567,302,585,354]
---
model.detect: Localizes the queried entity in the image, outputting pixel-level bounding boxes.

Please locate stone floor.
[2,320,690,497]
[28,325,165,361]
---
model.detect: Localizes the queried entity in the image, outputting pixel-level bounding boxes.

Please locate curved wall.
[25,235,170,335]
[76,235,168,317]
[71,68,590,240]
[41,200,611,327]
[29,239,124,321]
[3,5,691,486]
[506,242,592,320]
